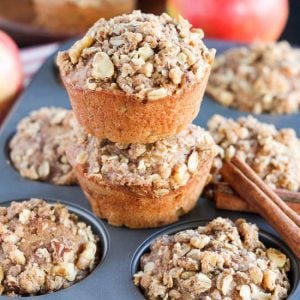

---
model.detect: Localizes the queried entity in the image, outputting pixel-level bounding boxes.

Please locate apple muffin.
[208,114,300,192]
[57,10,215,143]
[207,41,300,114]
[134,218,290,300]
[34,0,136,36]
[9,107,77,185]
[0,199,99,296]
[66,123,217,228]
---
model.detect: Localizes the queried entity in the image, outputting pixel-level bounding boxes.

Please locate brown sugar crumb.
[0,199,99,296]
[9,107,77,185]
[57,10,215,100]
[134,218,290,300]
[207,41,300,114]
[208,114,300,192]
[69,124,217,197]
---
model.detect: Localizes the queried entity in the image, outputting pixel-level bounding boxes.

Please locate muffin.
[207,41,300,114]
[9,107,77,185]
[0,199,99,296]
[66,124,217,228]
[134,218,291,299]
[57,10,215,143]
[34,0,136,36]
[208,114,300,192]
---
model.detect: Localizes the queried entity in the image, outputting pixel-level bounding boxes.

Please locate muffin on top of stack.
[57,10,217,228]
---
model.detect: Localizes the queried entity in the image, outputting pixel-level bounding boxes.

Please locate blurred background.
[0,0,298,123]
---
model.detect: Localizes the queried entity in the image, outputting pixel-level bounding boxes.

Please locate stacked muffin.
[57,11,217,228]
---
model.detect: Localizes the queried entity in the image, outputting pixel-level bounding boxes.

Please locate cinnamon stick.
[232,156,300,227]
[220,158,300,259]
[215,182,300,215]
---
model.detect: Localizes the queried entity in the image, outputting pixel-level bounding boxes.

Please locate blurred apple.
[167,0,289,42]
[0,30,23,122]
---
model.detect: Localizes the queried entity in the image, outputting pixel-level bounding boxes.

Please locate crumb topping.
[57,10,215,100]
[134,218,290,300]
[9,107,77,186]
[208,114,300,191]
[68,124,217,197]
[0,199,99,296]
[207,41,300,114]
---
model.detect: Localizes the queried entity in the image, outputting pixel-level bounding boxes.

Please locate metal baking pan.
[0,39,299,299]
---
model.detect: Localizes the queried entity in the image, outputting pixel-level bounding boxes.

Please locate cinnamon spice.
[215,182,300,215]
[220,156,300,259]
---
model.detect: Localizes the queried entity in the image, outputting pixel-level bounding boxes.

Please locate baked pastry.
[0,199,99,296]
[57,10,215,143]
[66,124,217,228]
[9,107,77,185]
[134,218,290,299]
[33,0,136,36]
[208,114,300,191]
[207,41,300,114]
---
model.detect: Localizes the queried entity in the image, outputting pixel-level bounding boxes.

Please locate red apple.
[167,0,289,42]
[0,30,23,122]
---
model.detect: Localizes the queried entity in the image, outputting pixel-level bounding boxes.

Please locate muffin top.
[57,10,215,100]
[207,41,300,114]
[208,114,300,191]
[67,124,217,197]
[0,199,99,296]
[9,107,77,186]
[134,218,290,300]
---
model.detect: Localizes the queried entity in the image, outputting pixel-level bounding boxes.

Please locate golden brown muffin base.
[34,0,136,35]
[61,69,211,144]
[68,150,214,229]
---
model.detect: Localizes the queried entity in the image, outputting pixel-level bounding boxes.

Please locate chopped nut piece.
[249,266,263,285]
[76,242,97,270]
[262,270,277,291]
[267,248,287,268]
[137,44,154,61]
[240,285,251,300]
[92,52,115,80]
[10,249,26,265]
[187,151,199,173]
[19,209,31,225]
[53,262,77,281]
[76,151,89,164]
[147,88,168,101]
[68,36,93,64]
[172,164,190,186]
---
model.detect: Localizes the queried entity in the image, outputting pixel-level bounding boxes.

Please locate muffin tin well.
[0,39,299,299]
[131,219,300,299]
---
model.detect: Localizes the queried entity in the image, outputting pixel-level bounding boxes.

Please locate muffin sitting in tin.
[0,199,99,296]
[134,218,290,299]
[207,41,300,114]
[57,10,215,143]
[208,114,300,192]
[9,107,77,185]
[66,123,217,228]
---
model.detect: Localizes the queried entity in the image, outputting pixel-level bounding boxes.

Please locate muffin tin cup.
[131,219,300,299]
[0,198,110,299]
[0,39,299,299]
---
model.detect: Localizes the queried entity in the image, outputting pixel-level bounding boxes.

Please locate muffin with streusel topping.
[57,10,215,143]
[66,123,217,228]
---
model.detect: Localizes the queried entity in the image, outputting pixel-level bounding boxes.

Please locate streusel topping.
[208,114,300,191]
[68,124,217,197]
[207,41,300,114]
[134,218,290,300]
[9,107,77,186]
[57,10,215,100]
[0,199,99,296]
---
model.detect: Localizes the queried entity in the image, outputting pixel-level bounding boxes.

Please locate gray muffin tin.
[0,40,299,299]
